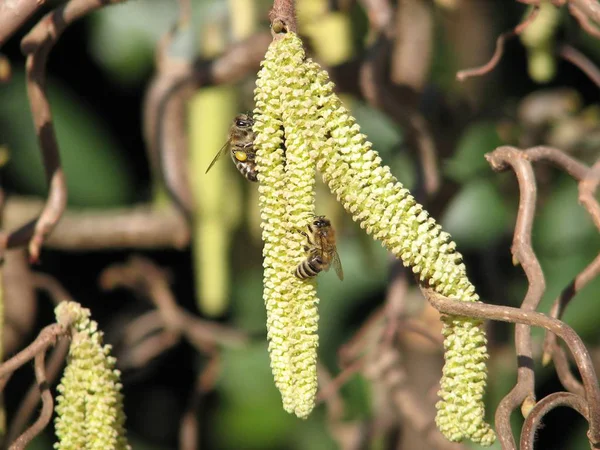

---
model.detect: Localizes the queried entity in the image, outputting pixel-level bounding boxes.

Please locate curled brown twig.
[520,392,589,450]
[485,146,544,449]
[362,344,465,450]
[569,0,600,38]
[5,274,74,445]
[456,6,540,81]
[541,159,600,396]
[5,339,69,447]
[100,256,248,449]
[2,0,127,262]
[100,256,248,361]
[144,31,271,220]
[0,324,65,382]
[502,151,600,400]
[8,350,56,450]
[424,290,600,448]
[559,45,600,89]
[0,323,67,448]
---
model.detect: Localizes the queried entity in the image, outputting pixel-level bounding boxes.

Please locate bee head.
[313,216,330,228]
[235,114,254,129]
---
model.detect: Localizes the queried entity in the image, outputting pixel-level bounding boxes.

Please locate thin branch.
[542,159,600,391]
[456,6,540,81]
[356,36,440,199]
[0,324,65,381]
[0,0,47,48]
[316,358,366,404]
[569,3,600,39]
[8,351,55,450]
[6,339,69,447]
[100,257,248,355]
[570,0,600,37]
[2,0,128,261]
[119,330,180,370]
[5,274,74,444]
[179,356,221,450]
[143,8,195,220]
[559,44,600,89]
[317,364,363,450]
[3,198,190,250]
[424,289,600,447]
[391,0,433,89]
[3,250,36,356]
[520,392,589,450]
[549,344,586,397]
[485,145,545,449]
[207,32,272,84]
[31,272,74,305]
[382,265,409,344]
[338,307,385,366]
[144,32,271,220]
[269,0,297,36]
[121,310,165,348]
[579,159,600,229]
[363,344,465,450]
[522,146,590,180]
[397,318,444,348]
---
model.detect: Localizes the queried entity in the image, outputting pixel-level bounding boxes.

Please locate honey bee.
[205,113,258,182]
[295,215,344,281]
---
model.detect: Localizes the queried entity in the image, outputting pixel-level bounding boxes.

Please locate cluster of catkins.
[252,30,496,446]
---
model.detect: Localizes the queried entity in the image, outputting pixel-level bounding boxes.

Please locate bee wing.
[331,247,344,281]
[205,141,230,174]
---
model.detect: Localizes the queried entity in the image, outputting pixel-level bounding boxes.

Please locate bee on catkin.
[295,215,343,281]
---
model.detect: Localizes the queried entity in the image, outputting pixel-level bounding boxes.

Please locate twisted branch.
[1,0,127,262]
[457,6,540,81]
[100,256,248,362]
[8,351,55,450]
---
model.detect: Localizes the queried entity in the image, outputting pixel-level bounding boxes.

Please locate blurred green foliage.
[1,0,599,449]
[0,71,134,207]
[442,178,513,250]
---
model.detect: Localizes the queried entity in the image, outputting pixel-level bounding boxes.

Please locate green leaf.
[88,1,177,85]
[350,99,403,157]
[317,234,388,364]
[445,122,504,182]
[231,268,267,333]
[0,70,134,207]
[216,344,296,449]
[533,176,600,255]
[539,250,600,342]
[441,179,512,250]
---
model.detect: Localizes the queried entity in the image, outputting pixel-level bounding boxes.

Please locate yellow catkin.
[54,302,129,450]
[254,31,495,445]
